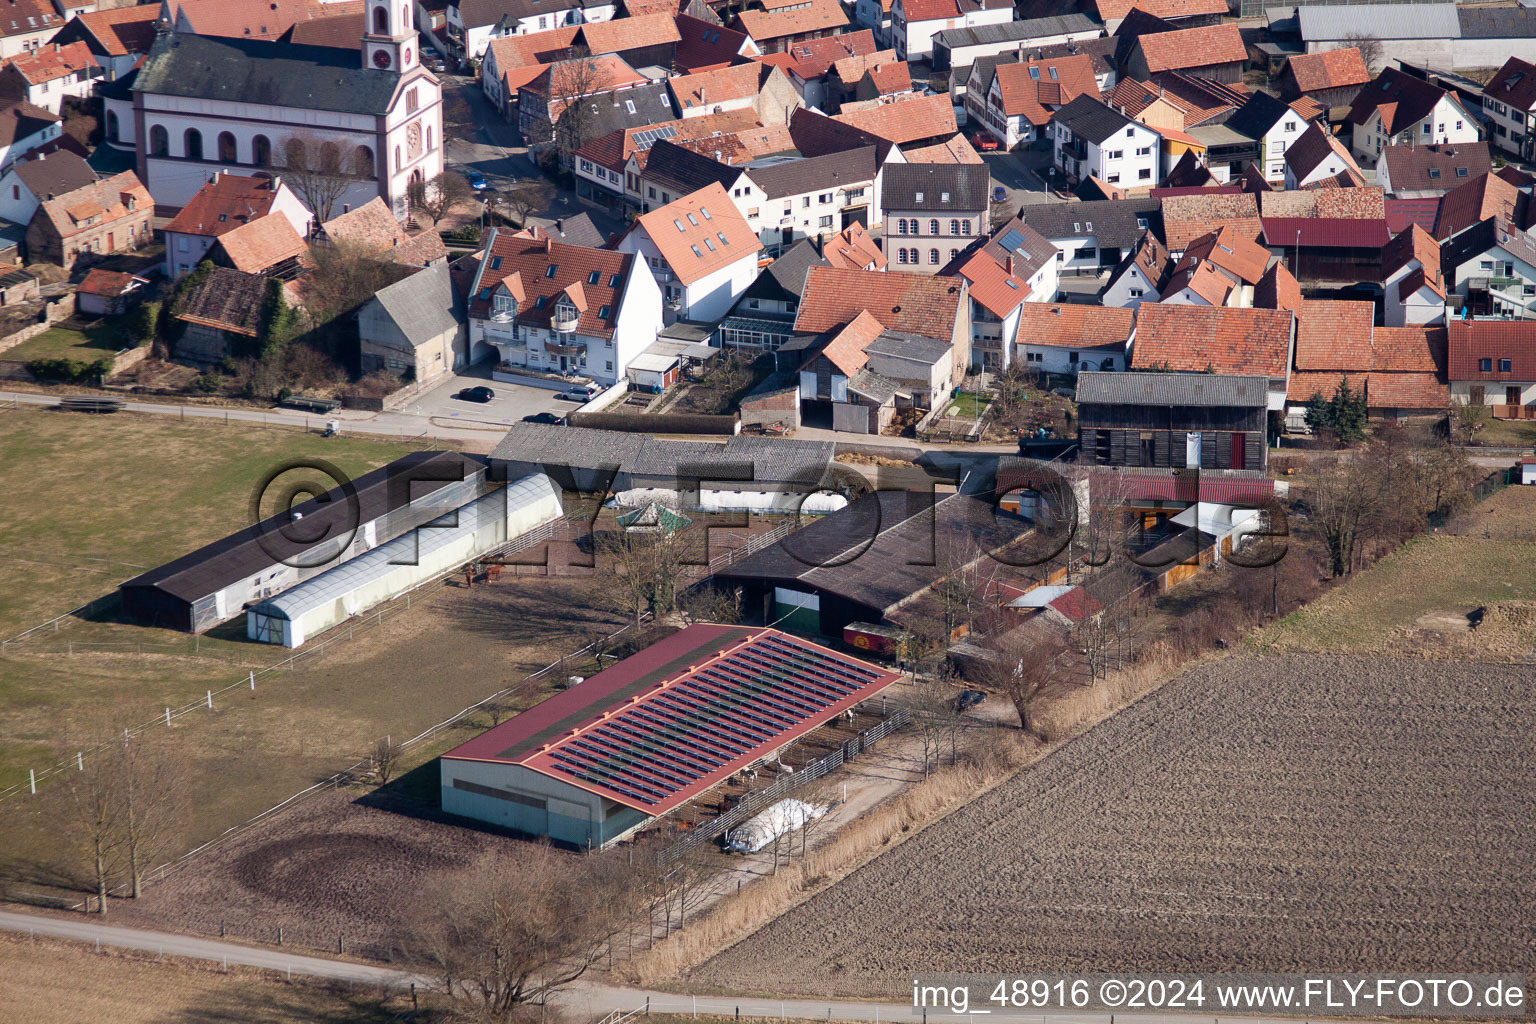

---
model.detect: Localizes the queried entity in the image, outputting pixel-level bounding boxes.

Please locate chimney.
[211,169,220,184]
[1005,253,1015,276]
[544,236,552,253]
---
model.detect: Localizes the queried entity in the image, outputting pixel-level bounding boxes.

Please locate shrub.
[26,357,110,383]
[131,300,160,347]
[193,373,222,393]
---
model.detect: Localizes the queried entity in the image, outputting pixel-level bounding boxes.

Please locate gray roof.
[372,262,462,346]
[490,424,834,486]
[1012,196,1161,249]
[847,366,907,404]
[457,0,608,29]
[1458,6,1536,38]
[867,330,949,365]
[934,14,1097,50]
[135,33,406,116]
[1222,92,1292,142]
[578,82,678,138]
[544,212,605,248]
[720,435,835,485]
[14,150,95,201]
[492,422,649,468]
[1076,371,1270,408]
[741,237,829,305]
[642,139,742,196]
[741,146,876,200]
[984,219,1058,277]
[1052,94,1135,144]
[1297,3,1460,40]
[882,162,989,211]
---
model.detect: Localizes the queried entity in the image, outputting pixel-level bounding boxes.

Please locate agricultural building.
[120,452,488,633]
[1076,372,1270,470]
[247,474,562,647]
[439,624,901,848]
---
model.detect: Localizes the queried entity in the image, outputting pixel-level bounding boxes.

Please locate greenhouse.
[247,474,563,647]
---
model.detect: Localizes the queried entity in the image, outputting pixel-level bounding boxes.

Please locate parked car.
[455,385,495,403]
[557,384,599,402]
[465,171,489,192]
[523,411,565,424]
[992,185,1008,203]
[953,689,988,711]
[971,129,999,152]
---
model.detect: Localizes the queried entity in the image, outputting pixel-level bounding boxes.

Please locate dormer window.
[492,292,515,315]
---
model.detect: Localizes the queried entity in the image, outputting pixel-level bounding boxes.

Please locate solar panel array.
[633,125,678,151]
[533,634,887,809]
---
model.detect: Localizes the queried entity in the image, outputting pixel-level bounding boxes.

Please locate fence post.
[249,671,255,691]
[165,707,171,726]
[206,690,213,710]
[28,768,34,795]
[77,751,83,771]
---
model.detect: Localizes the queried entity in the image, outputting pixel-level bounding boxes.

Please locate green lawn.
[1474,417,1536,449]
[946,390,990,418]
[2,319,130,363]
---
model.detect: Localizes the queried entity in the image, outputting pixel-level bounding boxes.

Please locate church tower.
[362,0,416,73]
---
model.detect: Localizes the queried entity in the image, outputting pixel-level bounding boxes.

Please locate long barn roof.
[443,624,901,813]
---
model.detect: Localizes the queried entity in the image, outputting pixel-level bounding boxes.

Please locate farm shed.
[1521,458,1536,486]
[247,474,562,647]
[439,623,902,848]
[716,490,1030,636]
[1076,371,1270,470]
[119,452,489,633]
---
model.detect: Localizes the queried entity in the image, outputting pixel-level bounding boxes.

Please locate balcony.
[551,308,580,333]
[546,340,585,356]
[490,308,515,323]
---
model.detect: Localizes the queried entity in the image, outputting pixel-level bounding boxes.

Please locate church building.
[130,0,443,219]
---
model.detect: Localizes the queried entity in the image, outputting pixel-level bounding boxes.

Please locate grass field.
[945,391,988,419]
[1,320,130,364]
[1254,485,1536,657]
[0,933,426,1023]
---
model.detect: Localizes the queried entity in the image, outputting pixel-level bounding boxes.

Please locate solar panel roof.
[443,624,901,814]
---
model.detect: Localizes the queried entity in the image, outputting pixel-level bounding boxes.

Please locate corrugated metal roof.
[443,624,901,813]
[252,475,559,620]
[1298,3,1459,40]
[934,13,1096,49]
[1076,371,1270,407]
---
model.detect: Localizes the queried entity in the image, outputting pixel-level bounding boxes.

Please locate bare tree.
[595,524,696,624]
[118,733,187,899]
[483,695,516,727]
[409,847,635,1021]
[548,53,607,163]
[903,670,961,778]
[1344,33,1384,74]
[408,171,474,226]
[503,180,556,227]
[677,582,739,625]
[976,627,1068,735]
[369,736,405,785]
[797,780,839,857]
[63,741,122,915]
[280,132,362,225]
[1304,453,1389,577]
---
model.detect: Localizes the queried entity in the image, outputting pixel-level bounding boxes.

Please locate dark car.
[523,411,565,424]
[992,185,1008,203]
[455,385,495,403]
[953,689,988,711]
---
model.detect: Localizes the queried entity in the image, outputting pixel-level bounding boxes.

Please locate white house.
[733,147,882,248]
[1482,57,1536,162]
[1102,230,1172,309]
[953,219,1058,371]
[1283,122,1365,190]
[1052,94,1160,188]
[1014,303,1133,375]
[1381,225,1447,327]
[1223,91,1309,183]
[976,54,1099,149]
[0,146,93,226]
[1345,67,1479,166]
[1447,319,1536,409]
[1441,218,1536,320]
[468,227,663,385]
[931,14,1100,77]
[0,41,100,115]
[161,172,313,278]
[854,0,893,47]
[0,0,63,62]
[132,0,443,218]
[0,100,61,176]
[888,0,1012,62]
[616,182,763,323]
[447,0,614,60]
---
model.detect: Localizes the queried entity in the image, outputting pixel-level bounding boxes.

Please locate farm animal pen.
[247,474,563,647]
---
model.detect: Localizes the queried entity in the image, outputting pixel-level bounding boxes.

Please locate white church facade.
[130,0,444,219]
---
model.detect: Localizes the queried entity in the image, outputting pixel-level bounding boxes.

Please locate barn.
[439,624,902,848]
[247,474,563,647]
[119,452,488,633]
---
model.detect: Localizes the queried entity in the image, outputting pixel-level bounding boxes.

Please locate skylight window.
[490,256,503,269]
[599,304,611,318]
[674,218,685,232]
[609,273,621,286]
[1456,167,1469,177]
[588,270,600,283]
[704,237,716,250]
[625,99,635,114]
[941,192,950,202]
[701,207,712,219]
[535,296,546,307]
[1428,167,1441,178]
[1029,66,1039,79]
[915,191,924,202]
[686,212,698,225]
[1048,67,1058,80]
[717,232,729,245]
[545,264,558,278]
[691,244,703,257]
[478,287,491,300]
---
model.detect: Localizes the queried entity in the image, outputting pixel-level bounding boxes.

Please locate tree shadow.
[162,978,442,1024]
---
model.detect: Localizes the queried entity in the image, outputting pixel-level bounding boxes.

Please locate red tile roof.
[633,182,761,286]
[993,54,1099,124]
[0,0,60,40]
[1259,217,1391,248]
[823,221,886,270]
[1364,370,1446,409]
[469,230,634,337]
[831,47,894,84]
[164,173,287,239]
[172,0,310,40]
[1347,67,1451,135]
[1482,57,1536,114]
[1093,0,1225,22]
[1134,23,1245,74]
[675,14,751,74]
[1161,191,1261,251]
[62,4,159,57]
[213,215,309,274]
[77,268,144,298]
[1015,303,1134,349]
[1382,224,1443,297]
[1433,172,1524,241]
[580,12,682,55]
[1260,185,1384,220]
[1253,260,1301,312]
[670,62,764,111]
[1446,320,1536,380]
[35,170,150,241]
[1181,224,1271,285]
[1131,305,1293,378]
[4,40,96,84]
[1284,48,1369,95]
[484,26,582,74]
[820,308,884,375]
[901,0,1009,20]
[795,265,965,338]
[734,0,848,44]
[320,197,446,266]
[1373,325,1445,373]
[1293,299,1374,370]
[900,133,983,164]
[531,55,647,114]
[1385,196,1442,234]
[780,29,875,79]
[864,59,911,96]
[1164,257,1234,304]
[956,248,1030,318]
[832,92,955,144]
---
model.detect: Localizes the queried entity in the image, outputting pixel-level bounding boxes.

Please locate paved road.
[0,907,1319,1024]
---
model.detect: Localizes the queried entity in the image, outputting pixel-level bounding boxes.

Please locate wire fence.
[662,707,914,861]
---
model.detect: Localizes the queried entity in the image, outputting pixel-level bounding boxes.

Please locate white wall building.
[1052,94,1161,188]
[617,182,763,323]
[132,0,443,216]
[1346,68,1478,166]
[888,0,1012,62]
[447,0,614,60]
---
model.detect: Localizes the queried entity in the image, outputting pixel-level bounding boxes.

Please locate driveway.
[395,363,575,428]
[981,146,1061,221]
